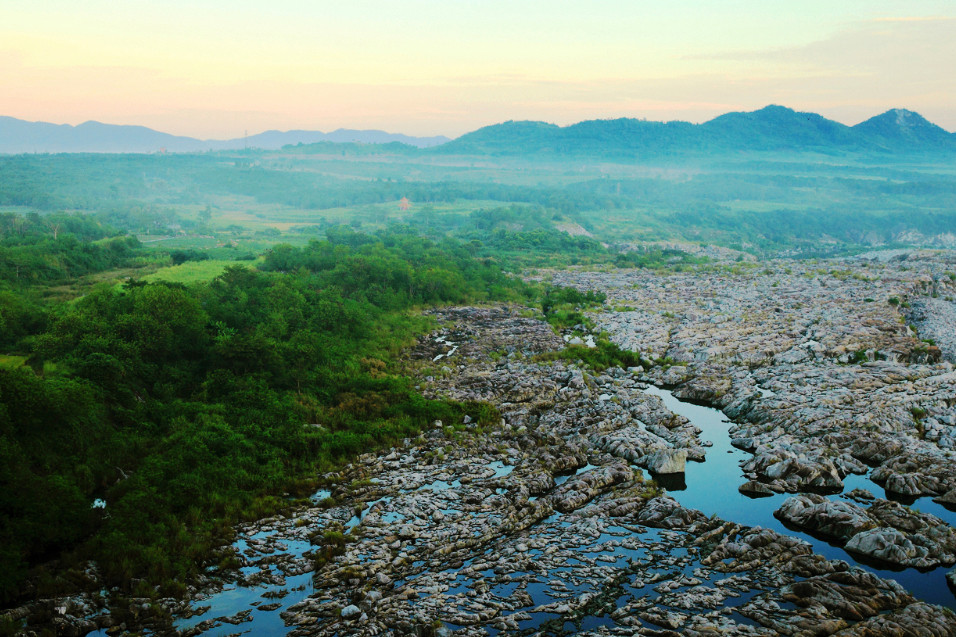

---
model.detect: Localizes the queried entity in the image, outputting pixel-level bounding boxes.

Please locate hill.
[439,105,956,157]
[0,118,449,154]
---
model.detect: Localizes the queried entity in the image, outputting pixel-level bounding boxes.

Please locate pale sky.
[2,1,954,138]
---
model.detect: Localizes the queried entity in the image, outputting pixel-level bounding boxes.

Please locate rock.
[781,569,913,621]
[340,604,361,619]
[832,601,956,636]
[775,494,956,568]
[551,463,634,513]
[774,494,874,540]
[845,528,934,568]
[933,488,956,506]
[845,488,875,502]
[634,496,704,529]
[744,449,843,491]
[641,449,688,474]
[738,480,774,496]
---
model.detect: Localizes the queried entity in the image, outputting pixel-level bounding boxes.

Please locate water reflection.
[642,384,956,610]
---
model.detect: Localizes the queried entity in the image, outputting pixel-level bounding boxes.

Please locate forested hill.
[438,106,956,157]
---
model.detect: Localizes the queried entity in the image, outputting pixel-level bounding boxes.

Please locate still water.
[165,385,956,636]
[643,384,956,611]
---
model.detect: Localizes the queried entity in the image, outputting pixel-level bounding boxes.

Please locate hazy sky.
[3,1,954,138]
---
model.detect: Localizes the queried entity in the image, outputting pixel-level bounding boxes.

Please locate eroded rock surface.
[157,303,956,636]
[555,254,956,508]
[775,493,956,568]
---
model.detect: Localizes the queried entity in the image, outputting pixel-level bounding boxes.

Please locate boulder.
[739,480,774,496]
[932,488,956,506]
[845,528,934,568]
[341,604,362,619]
[641,449,688,475]
[774,494,874,540]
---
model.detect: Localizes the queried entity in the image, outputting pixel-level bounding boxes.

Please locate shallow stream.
[165,384,956,636]
[644,385,956,611]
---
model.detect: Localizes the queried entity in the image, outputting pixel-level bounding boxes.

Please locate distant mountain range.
[439,105,956,157]
[1,106,953,156]
[0,117,450,154]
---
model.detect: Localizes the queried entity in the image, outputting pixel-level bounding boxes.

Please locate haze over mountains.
[1,106,954,156]
[0,117,450,154]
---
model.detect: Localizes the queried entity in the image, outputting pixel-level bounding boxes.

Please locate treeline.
[0,230,526,603]
[0,153,624,219]
[190,165,619,214]
[0,213,144,351]
[0,212,140,286]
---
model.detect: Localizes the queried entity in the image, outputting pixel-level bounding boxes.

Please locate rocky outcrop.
[641,448,688,474]
[549,463,633,512]
[831,601,956,636]
[774,494,876,540]
[775,494,956,568]
[13,254,956,636]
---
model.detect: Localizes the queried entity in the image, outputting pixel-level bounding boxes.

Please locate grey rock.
[641,449,688,474]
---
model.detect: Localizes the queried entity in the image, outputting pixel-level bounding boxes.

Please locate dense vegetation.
[0,229,527,604]
[4,144,956,256]
[2,131,956,618]
[0,212,139,285]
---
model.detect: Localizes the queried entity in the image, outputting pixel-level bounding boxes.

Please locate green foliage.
[0,286,47,350]
[613,246,707,269]
[540,286,606,329]
[0,212,142,286]
[169,249,210,265]
[536,338,642,372]
[0,229,518,604]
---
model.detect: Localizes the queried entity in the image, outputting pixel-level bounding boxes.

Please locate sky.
[2,1,955,138]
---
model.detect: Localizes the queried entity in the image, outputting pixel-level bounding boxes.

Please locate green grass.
[0,354,26,369]
[141,259,260,285]
[138,236,220,250]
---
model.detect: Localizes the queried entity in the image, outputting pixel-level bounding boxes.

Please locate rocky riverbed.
[8,251,956,636]
[554,252,956,504]
[178,292,955,635]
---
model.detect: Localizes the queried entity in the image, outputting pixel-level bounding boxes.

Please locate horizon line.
[2,104,954,142]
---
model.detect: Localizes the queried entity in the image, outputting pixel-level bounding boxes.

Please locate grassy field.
[140,258,262,285]
[137,235,220,250]
[0,354,26,369]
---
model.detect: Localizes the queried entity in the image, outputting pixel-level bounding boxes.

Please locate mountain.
[3,107,954,156]
[439,105,956,157]
[0,117,450,154]
[852,109,956,151]
[700,105,860,150]
[206,128,449,151]
[0,117,207,154]
[439,121,561,155]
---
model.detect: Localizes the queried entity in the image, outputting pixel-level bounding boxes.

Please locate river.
[161,384,956,636]
[643,384,956,611]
